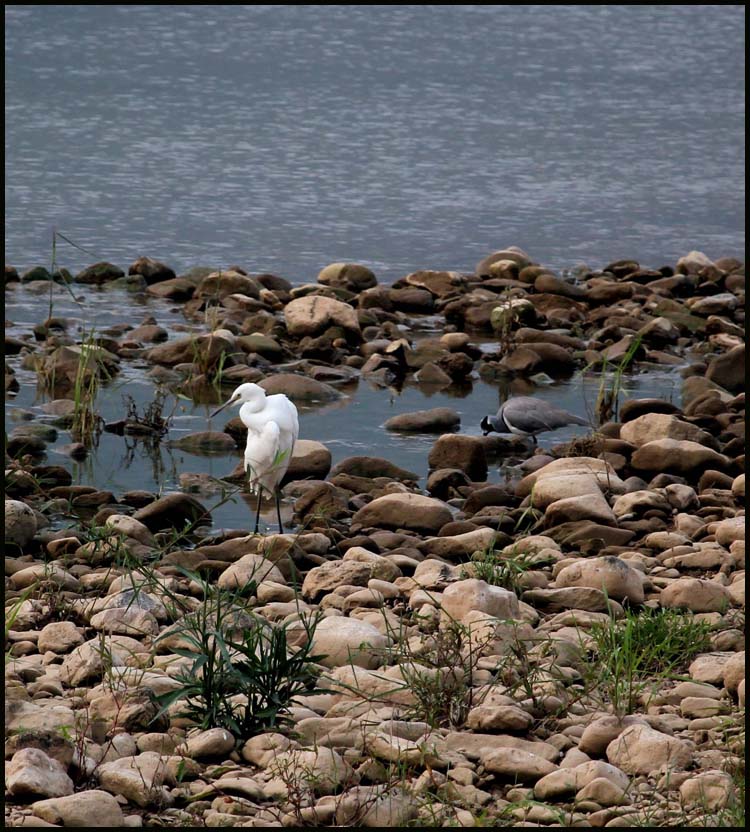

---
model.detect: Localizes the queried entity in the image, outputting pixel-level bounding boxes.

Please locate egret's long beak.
[210,396,236,419]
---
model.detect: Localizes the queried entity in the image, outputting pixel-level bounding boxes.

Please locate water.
[5,5,745,280]
[6,282,685,533]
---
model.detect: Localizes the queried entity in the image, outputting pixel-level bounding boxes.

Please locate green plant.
[589,333,643,424]
[153,570,326,740]
[467,546,534,596]
[69,330,115,447]
[586,605,712,715]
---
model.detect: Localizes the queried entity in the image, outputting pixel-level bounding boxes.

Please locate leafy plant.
[590,333,643,424]
[586,605,712,715]
[468,546,534,596]
[154,570,326,740]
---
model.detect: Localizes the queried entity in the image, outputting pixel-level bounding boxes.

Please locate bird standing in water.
[480,396,589,444]
[211,383,299,533]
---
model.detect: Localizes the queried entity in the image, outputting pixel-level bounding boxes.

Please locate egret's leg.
[531,434,538,446]
[254,487,263,535]
[275,489,284,534]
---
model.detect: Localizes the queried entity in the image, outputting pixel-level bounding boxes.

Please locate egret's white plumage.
[211,382,299,533]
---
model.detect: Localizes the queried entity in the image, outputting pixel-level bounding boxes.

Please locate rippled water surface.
[5,5,745,278]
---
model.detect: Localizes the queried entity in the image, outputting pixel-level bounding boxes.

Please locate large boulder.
[317,262,377,292]
[630,440,730,475]
[284,295,361,338]
[705,344,744,393]
[352,493,452,534]
[5,499,38,548]
[428,435,487,481]
[311,617,388,669]
[384,407,460,433]
[619,413,717,448]
[133,492,210,532]
[440,579,520,624]
[554,556,644,603]
[259,373,342,403]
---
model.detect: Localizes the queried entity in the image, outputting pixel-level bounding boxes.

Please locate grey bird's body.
[480,396,589,444]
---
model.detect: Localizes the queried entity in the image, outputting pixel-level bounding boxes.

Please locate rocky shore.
[4,247,745,827]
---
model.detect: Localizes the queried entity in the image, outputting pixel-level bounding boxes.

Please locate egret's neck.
[239,397,264,416]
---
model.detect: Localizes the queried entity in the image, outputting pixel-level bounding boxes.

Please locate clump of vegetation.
[468,546,535,596]
[586,606,713,715]
[154,570,326,740]
[590,333,643,424]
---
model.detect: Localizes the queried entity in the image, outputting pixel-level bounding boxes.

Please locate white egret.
[481,396,589,445]
[211,382,299,534]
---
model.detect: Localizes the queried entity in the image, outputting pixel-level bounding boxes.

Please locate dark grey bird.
[480,396,589,444]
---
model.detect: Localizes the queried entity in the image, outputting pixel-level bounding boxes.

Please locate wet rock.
[352,493,452,534]
[74,262,125,285]
[384,407,460,433]
[554,556,644,603]
[318,262,377,292]
[330,456,418,481]
[6,748,74,799]
[705,344,744,392]
[259,373,342,402]
[128,256,176,285]
[606,724,693,775]
[476,247,534,275]
[620,413,717,448]
[31,790,125,827]
[281,439,332,482]
[169,431,237,453]
[284,295,360,338]
[428,434,487,481]
[5,499,38,548]
[133,492,210,532]
[311,617,388,669]
[145,332,235,368]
